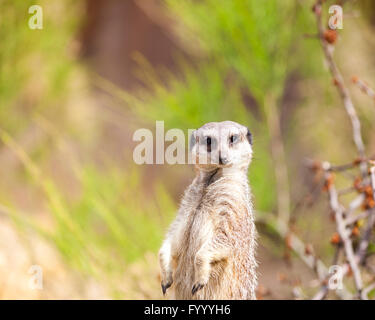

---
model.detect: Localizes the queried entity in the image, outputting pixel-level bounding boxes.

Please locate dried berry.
[365,197,375,209]
[353,177,363,193]
[323,29,338,44]
[351,226,360,237]
[285,234,293,250]
[333,78,340,86]
[305,244,313,255]
[364,185,373,197]
[323,173,335,192]
[330,232,341,245]
[310,161,322,171]
[353,157,363,166]
[351,76,359,84]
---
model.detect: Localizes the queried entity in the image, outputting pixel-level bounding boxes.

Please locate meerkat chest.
[179,200,214,253]
[178,178,250,252]
[175,215,208,266]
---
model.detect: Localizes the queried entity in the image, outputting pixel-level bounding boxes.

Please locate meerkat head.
[190,121,253,171]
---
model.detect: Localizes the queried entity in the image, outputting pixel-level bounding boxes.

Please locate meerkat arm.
[192,221,231,295]
[192,243,230,295]
[159,215,184,294]
[159,237,174,294]
[159,176,204,295]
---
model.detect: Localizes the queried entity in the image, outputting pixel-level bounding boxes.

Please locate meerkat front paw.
[191,281,207,295]
[192,255,210,295]
[159,240,174,295]
[161,272,173,295]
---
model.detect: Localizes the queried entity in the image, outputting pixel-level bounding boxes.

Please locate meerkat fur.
[159,121,257,300]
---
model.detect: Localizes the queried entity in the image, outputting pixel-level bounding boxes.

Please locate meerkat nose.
[219,155,228,165]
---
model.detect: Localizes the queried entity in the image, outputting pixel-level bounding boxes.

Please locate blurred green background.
[0,0,375,299]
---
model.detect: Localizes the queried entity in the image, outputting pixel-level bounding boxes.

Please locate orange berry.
[351,76,359,84]
[330,232,341,245]
[305,244,313,255]
[366,198,375,209]
[351,226,360,237]
[323,173,335,192]
[311,161,322,171]
[364,185,373,197]
[324,29,338,44]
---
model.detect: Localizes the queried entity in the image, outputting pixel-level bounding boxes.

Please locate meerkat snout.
[218,152,228,165]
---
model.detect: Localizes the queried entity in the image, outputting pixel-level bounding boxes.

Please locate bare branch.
[346,194,366,216]
[352,77,375,100]
[312,245,341,300]
[345,209,369,226]
[324,169,363,295]
[313,1,367,177]
[305,158,372,174]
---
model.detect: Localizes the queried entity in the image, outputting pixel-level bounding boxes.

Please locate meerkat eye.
[205,136,212,152]
[229,134,239,144]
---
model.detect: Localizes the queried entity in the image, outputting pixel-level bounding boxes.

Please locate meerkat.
[158,121,257,300]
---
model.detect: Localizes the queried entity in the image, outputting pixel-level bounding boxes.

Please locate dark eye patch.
[206,136,212,152]
[201,136,215,152]
[246,129,252,145]
[229,134,239,144]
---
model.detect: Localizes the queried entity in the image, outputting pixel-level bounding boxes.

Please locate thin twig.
[361,282,375,300]
[324,169,363,295]
[345,209,369,226]
[312,245,342,300]
[348,193,365,211]
[313,1,367,177]
[352,77,375,100]
[305,158,371,173]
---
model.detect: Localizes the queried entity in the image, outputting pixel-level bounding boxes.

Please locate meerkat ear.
[246,128,253,145]
[189,130,197,150]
